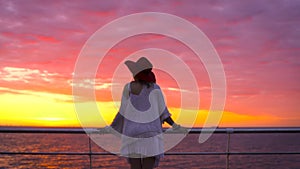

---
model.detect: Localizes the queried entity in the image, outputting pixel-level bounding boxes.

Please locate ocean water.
[0,130,299,169]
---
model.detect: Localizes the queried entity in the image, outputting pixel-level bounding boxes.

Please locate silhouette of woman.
[109,57,182,169]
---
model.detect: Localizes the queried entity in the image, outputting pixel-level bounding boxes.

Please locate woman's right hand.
[97,126,112,134]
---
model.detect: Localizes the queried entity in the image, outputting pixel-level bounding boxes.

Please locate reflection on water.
[0,132,299,169]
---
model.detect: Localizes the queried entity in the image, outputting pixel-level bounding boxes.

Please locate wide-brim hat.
[125,57,153,77]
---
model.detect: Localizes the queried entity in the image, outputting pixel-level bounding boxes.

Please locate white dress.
[111,82,171,167]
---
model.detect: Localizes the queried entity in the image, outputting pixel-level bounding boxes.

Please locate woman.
[109,57,181,169]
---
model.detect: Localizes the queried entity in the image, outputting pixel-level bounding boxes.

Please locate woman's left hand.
[166,124,189,133]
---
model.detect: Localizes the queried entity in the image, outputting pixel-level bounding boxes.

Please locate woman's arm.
[164,116,181,129]
[155,85,181,128]
[164,116,175,126]
[108,83,130,133]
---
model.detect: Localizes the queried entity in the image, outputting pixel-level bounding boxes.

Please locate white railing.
[1,127,300,169]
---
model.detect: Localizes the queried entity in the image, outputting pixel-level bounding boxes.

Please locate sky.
[0,0,299,127]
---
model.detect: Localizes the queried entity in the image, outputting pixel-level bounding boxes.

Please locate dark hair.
[134,69,155,88]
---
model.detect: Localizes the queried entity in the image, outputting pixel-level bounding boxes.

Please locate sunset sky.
[0,0,299,127]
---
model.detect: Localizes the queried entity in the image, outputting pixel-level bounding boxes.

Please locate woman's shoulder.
[128,81,160,88]
[152,83,161,89]
[125,81,161,92]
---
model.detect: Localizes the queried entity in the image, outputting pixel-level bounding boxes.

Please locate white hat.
[125,57,153,77]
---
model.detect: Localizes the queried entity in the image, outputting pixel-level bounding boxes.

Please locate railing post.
[226,128,233,169]
[88,134,92,169]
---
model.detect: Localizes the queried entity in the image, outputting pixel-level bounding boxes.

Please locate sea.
[0,128,299,169]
